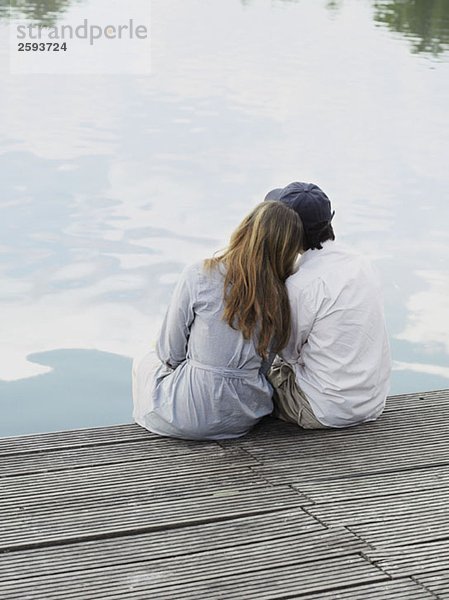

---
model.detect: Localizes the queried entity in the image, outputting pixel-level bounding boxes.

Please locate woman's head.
[205,201,303,358]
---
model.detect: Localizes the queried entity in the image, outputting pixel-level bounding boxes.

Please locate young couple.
[133,182,391,440]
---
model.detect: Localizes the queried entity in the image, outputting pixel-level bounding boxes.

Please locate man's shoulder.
[287,242,376,293]
[286,268,325,300]
[287,242,335,289]
[328,242,379,279]
[301,242,373,270]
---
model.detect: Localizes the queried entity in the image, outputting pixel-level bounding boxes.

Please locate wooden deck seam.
[217,442,266,467]
[295,578,438,600]
[294,503,329,530]
[254,569,389,600]
[0,531,360,584]
[286,484,316,505]
[273,460,449,484]
[359,549,394,580]
[345,525,379,550]
[288,576,431,600]
[410,575,443,600]
[0,448,249,479]
[0,426,239,457]
[0,553,388,596]
[0,544,372,587]
[0,437,175,458]
[368,533,449,551]
[292,484,449,505]
[356,546,395,579]
[0,506,307,553]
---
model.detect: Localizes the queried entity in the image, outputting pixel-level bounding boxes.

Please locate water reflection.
[325,1,343,15]
[0,349,132,437]
[242,0,449,57]
[0,0,79,25]
[0,0,448,437]
[373,0,449,55]
[2,0,449,58]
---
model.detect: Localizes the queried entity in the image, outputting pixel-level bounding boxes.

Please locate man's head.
[265,182,335,251]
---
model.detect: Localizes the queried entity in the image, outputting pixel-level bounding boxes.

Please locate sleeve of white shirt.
[156,265,196,369]
[281,277,326,364]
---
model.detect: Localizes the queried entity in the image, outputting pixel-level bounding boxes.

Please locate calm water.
[1,0,449,437]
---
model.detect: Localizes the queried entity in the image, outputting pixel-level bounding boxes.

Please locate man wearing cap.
[265,182,391,429]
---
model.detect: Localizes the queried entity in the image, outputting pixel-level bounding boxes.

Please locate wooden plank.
[243,412,449,444]
[244,411,449,482]
[413,571,449,599]
[244,426,449,456]
[0,527,362,586]
[0,439,229,477]
[223,389,449,443]
[365,539,449,578]
[0,485,305,550]
[0,470,282,509]
[0,555,386,600]
[1,389,445,457]
[0,450,263,507]
[306,487,449,527]
[235,418,449,464]
[0,388,448,599]
[0,443,255,480]
[296,578,435,599]
[383,388,449,412]
[251,447,449,485]
[0,447,256,492]
[224,393,449,450]
[291,465,449,502]
[239,390,448,443]
[0,423,151,455]
[240,413,449,451]
[0,509,323,581]
[350,513,449,547]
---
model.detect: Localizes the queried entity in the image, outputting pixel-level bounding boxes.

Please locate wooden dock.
[1,389,449,599]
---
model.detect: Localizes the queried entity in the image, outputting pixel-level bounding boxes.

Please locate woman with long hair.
[133,201,303,440]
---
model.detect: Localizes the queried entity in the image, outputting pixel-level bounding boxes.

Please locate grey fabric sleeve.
[156,266,196,369]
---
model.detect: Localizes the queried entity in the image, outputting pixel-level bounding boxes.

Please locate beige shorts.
[268,359,329,429]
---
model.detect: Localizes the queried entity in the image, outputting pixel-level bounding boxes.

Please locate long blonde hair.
[205,201,303,358]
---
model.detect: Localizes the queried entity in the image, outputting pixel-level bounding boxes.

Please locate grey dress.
[132,261,274,440]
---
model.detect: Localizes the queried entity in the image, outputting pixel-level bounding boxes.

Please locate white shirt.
[281,241,391,427]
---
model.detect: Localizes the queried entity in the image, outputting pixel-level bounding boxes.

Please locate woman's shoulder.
[178,259,224,285]
[180,260,204,276]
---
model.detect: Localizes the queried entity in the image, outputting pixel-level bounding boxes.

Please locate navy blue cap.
[265,182,334,231]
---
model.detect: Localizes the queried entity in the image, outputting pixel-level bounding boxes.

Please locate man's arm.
[280,278,325,364]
